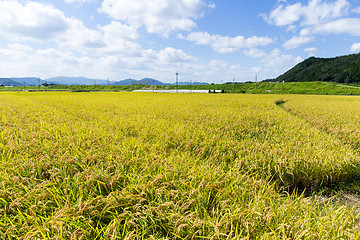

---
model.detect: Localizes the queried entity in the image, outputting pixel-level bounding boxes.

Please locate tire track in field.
[275,98,360,155]
[275,98,360,210]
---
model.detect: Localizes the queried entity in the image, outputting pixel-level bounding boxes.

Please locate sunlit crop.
[0,92,359,239]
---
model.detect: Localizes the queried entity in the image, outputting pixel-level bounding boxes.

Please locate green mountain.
[276,53,360,83]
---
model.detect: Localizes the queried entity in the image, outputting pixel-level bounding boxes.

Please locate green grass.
[3,81,360,95]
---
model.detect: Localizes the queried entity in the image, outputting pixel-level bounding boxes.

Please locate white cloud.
[209,60,228,69]
[0,1,143,56]
[261,48,303,68]
[0,2,142,56]
[243,48,266,58]
[0,1,70,41]
[65,0,95,3]
[99,0,209,36]
[263,0,350,27]
[184,32,273,53]
[264,0,356,50]
[264,3,304,26]
[313,18,360,36]
[0,41,197,80]
[59,18,106,50]
[283,36,314,49]
[305,47,317,52]
[304,0,350,25]
[0,43,33,59]
[0,0,198,80]
[0,0,315,83]
[353,7,360,14]
[208,3,216,9]
[304,47,318,56]
[0,0,108,52]
[300,28,311,36]
[157,47,195,63]
[100,21,138,40]
[287,25,297,32]
[351,43,360,53]
[241,47,303,78]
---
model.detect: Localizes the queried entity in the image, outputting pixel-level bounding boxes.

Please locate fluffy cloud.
[304,47,318,56]
[244,48,303,69]
[0,0,313,82]
[0,44,197,80]
[157,47,195,63]
[351,43,360,53]
[59,19,106,50]
[305,47,317,52]
[184,32,273,53]
[0,43,33,60]
[263,0,358,49]
[0,1,70,41]
[0,0,105,51]
[101,21,138,41]
[0,1,198,80]
[65,0,95,3]
[304,0,350,25]
[313,18,360,36]
[263,0,350,27]
[243,49,266,58]
[242,47,303,76]
[261,48,303,68]
[100,0,209,36]
[353,7,360,14]
[283,36,314,49]
[263,3,303,26]
[0,1,145,56]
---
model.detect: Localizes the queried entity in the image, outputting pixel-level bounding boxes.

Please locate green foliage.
[276,53,360,83]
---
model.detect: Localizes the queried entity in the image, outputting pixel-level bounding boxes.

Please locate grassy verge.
[3,81,360,95]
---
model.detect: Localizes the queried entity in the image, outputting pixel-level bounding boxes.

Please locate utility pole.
[190,80,192,93]
[94,79,96,91]
[233,78,235,93]
[255,74,257,91]
[38,78,40,91]
[175,72,179,93]
[23,82,26,91]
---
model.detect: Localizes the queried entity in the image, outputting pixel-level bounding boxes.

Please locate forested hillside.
[276,53,360,83]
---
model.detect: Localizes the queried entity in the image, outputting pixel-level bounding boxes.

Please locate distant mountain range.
[0,76,208,86]
[0,77,46,86]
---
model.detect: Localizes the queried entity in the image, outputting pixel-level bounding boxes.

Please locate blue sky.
[0,0,360,83]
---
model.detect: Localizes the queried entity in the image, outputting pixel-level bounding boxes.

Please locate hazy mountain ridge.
[0,77,47,86]
[0,76,209,86]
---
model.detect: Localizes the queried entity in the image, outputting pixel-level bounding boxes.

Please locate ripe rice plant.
[0,92,359,239]
[283,95,360,153]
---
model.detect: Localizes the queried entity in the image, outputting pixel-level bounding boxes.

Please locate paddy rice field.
[1,92,360,239]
